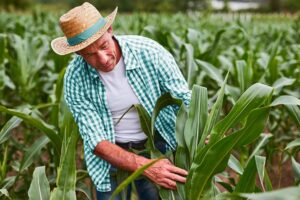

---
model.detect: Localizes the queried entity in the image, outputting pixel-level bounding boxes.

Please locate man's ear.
[107,26,113,34]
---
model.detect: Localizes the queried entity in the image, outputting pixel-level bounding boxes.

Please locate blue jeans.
[96,167,159,200]
[96,133,168,200]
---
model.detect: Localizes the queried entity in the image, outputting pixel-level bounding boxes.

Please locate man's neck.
[113,36,122,65]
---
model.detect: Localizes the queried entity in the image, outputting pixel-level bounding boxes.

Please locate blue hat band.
[67,17,107,46]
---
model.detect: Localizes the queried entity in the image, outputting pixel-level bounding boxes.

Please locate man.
[51,2,191,200]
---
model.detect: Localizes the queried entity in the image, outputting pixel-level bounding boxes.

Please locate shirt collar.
[114,35,141,71]
[84,35,141,80]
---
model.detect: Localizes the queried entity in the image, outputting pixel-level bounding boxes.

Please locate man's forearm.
[94,140,150,171]
[94,140,188,190]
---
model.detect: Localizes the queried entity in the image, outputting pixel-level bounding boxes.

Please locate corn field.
[0,9,300,200]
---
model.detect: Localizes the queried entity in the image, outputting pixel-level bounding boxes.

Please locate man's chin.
[98,63,115,72]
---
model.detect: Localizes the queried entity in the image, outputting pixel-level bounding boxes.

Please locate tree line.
[0,0,299,13]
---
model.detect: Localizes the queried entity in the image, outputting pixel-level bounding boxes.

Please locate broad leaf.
[28,166,50,200]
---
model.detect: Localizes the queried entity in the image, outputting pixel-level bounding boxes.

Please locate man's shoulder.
[64,55,86,81]
[116,35,164,53]
[117,35,157,44]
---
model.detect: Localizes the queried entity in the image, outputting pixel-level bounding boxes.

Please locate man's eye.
[101,42,108,49]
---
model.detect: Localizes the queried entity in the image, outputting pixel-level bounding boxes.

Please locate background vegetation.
[1,0,300,12]
[0,0,300,199]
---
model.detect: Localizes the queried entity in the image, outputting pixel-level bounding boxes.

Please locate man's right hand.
[94,140,188,190]
[143,158,188,190]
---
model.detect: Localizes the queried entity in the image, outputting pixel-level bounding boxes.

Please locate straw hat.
[51,2,117,55]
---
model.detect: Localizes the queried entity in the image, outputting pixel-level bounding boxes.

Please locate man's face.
[77,27,120,72]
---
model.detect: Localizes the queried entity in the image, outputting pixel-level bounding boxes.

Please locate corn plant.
[0,67,92,199]
[111,73,300,199]
[1,10,300,199]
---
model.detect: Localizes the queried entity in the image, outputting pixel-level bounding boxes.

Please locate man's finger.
[162,179,177,190]
[167,165,188,176]
[165,171,186,183]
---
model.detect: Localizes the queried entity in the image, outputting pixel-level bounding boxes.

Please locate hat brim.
[51,7,118,55]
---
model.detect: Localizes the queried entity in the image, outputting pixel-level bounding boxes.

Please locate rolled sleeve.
[75,105,106,152]
[155,47,191,108]
[64,62,106,153]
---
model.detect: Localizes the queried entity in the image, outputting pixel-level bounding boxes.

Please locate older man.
[51,2,191,200]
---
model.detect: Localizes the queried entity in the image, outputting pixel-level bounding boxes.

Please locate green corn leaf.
[134,104,161,158]
[55,67,67,104]
[50,111,79,200]
[0,143,8,181]
[109,158,161,200]
[218,55,233,72]
[234,156,257,195]
[0,34,7,63]
[159,188,181,200]
[188,107,270,199]
[255,156,267,192]
[0,188,10,199]
[200,29,226,61]
[236,58,253,94]
[1,176,16,190]
[115,105,134,126]
[76,181,93,200]
[151,93,182,141]
[174,105,189,200]
[0,116,23,144]
[216,181,234,193]
[136,93,185,200]
[285,105,300,127]
[195,59,223,85]
[59,100,76,141]
[0,105,61,156]
[228,154,244,175]
[183,85,207,162]
[225,85,240,104]
[236,60,247,93]
[19,136,50,172]
[291,157,300,184]
[186,83,273,199]
[51,67,67,128]
[186,28,200,46]
[28,166,50,200]
[175,104,188,149]
[7,34,49,102]
[270,97,300,130]
[285,139,300,150]
[142,25,169,47]
[184,43,198,88]
[271,95,300,106]
[175,146,189,200]
[266,34,282,83]
[236,186,300,200]
[248,133,273,162]
[272,77,296,95]
[199,72,229,148]
[209,83,273,145]
[263,169,273,192]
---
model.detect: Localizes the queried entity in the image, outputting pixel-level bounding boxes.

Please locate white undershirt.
[98,57,147,143]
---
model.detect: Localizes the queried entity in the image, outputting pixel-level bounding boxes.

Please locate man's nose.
[96,51,108,64]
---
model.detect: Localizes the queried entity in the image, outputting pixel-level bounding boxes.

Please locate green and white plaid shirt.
[64,35,191,192]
